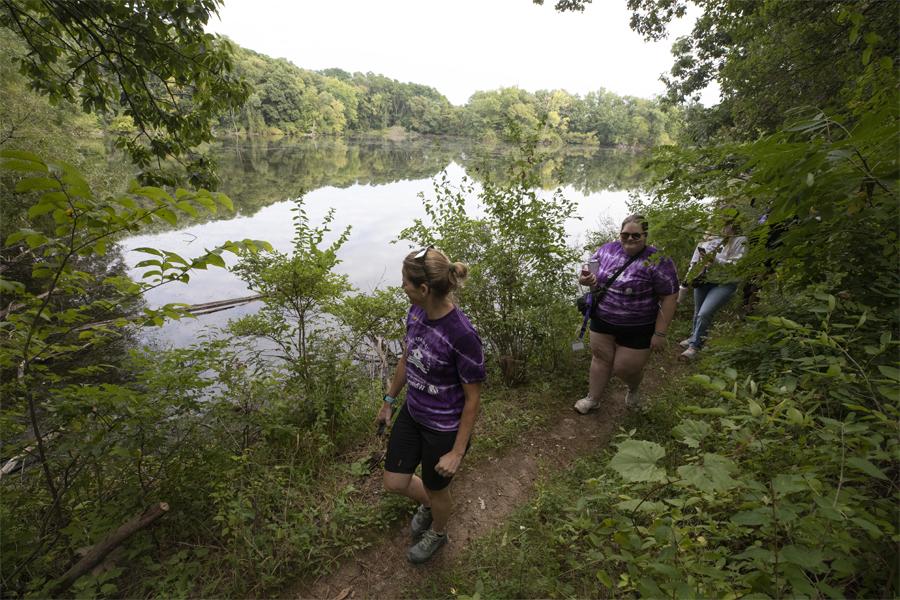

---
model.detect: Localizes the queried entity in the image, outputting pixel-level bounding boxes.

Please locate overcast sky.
[207,0,718,107]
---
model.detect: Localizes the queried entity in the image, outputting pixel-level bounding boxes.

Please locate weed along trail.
[292,352,685,599]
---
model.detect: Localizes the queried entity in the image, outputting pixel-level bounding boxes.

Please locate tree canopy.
[0,0,249,187]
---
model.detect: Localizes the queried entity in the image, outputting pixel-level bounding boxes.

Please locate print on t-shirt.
[403,305,487,431]
[408,345,428,374]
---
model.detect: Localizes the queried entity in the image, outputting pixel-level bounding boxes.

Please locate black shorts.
[385,403,466,491]
[589,317,655,350]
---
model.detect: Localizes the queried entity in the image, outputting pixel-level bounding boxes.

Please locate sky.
[206,0,719,107]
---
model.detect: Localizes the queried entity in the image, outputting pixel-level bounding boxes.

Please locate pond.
[121,137,648,347]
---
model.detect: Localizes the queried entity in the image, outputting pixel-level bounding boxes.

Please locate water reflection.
[123,138,646,348]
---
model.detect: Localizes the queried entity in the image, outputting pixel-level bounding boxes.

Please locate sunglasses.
[620,232,645,240]
[414,245,434,260]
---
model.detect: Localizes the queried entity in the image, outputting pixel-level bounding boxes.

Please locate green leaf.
[877,385,899,401]
[2,158,47,172]
[134,259,161,269]
[163,252,189,266]
[15,176,61,193]
[779,544,825,571]
[216,193,234,212]
[133,247,164,257]
[731,509,771,527]
[748,400,762,417]
[683,405,728,416]
[100,583,118,594]
[876,365,899,381]
[27,202,58,219]
[845,457,888,480]
[0,149,45,162]
[157,208,178,226]
[175,200,199,217]
[637,576,666,598]
[133,186,173,204]
[25,233,48,248]
[862,46,872,66]
[851,517,883,539]
[672,419,711,448]
[203,253,226,269]
[0,278,26,294]
[786,407,804,425]
[609,440,667,483]
[595,569,613,587]
[113,195,138,209]
[772,474,808,496]
[734,545,773,562]
[676,453,739,493]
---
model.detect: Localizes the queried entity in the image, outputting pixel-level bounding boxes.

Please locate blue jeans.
[688,282,738,350]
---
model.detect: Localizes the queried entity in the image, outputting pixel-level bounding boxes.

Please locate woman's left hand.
[650,334,668,353]
[435,450,464,477]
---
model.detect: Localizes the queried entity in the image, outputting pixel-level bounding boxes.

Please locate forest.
[0,0,897,598]
[220,44,683,148]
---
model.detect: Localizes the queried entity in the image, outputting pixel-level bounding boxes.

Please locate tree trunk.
[50,502,169,596]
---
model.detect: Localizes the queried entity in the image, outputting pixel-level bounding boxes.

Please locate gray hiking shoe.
[407,529,448,564]
[410,504,433,539]
[624,387,643,410]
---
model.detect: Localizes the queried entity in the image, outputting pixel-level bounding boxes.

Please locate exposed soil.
[291,352,682,600]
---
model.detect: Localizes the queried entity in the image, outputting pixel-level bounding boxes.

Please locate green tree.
[230,199,352,377]
[0,0,250,187]
[400,146,579,385]
[0,151,269,595]
[626,0,899,138]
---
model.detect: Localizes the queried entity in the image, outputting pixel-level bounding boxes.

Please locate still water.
[121,137,647,347]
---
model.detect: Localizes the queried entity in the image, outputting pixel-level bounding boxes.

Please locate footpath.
[290,350,685,599]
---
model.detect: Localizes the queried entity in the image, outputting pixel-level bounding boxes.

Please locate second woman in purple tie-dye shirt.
[573,214,679,414]
[376,246,486,565]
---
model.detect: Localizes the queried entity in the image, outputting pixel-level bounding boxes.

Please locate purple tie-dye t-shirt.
[404,305,486,432]
[590,242,679,326]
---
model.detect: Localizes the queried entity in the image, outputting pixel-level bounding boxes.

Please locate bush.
[400,149,580,385]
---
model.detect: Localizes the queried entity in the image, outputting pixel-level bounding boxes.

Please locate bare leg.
[611,345,652,392]
[383,472,430,507]
[425,486,452,533]
[588,331,617,402]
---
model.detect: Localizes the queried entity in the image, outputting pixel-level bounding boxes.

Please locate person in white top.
[677,222,747,360]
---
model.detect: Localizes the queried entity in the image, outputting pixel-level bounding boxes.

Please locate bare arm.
[386,352,407,399]
[435,382,481,477]
[377,352,407,426]
[651,293,678,351]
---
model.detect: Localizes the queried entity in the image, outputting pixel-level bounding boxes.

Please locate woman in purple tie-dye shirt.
[376,246,486,564]
[573,215,679,414]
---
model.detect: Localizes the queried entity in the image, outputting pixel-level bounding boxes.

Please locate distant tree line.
[220,44,682,147]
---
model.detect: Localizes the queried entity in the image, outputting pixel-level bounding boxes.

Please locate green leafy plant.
[400,147,579,385]
[0,150,269,595]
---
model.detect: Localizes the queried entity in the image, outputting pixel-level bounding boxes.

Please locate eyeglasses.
[620,232,645,240]
[414,245,434,260]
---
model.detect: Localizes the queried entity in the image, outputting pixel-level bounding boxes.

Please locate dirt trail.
[292,354,681,600]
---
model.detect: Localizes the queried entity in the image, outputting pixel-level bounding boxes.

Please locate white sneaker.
[625,388,643,410]
[680,347,699,361]
[573,395,599,414]
[679,338,692,348]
